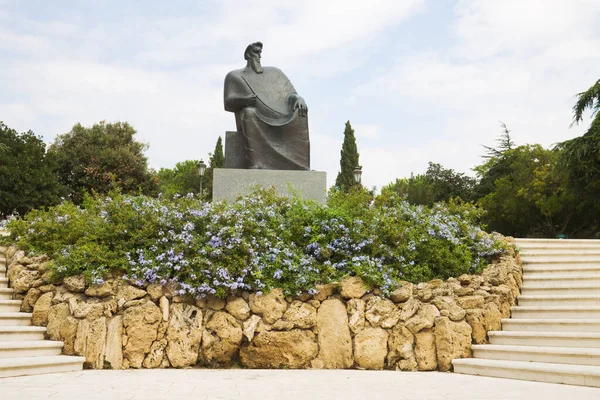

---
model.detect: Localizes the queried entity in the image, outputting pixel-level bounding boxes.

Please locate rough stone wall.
[5,245,521,371]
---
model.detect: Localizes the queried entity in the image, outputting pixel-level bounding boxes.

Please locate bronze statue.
[224,42,310,170]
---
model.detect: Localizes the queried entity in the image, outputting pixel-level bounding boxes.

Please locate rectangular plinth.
[213,169,327,204]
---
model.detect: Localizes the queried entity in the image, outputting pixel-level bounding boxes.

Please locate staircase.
[453,238,600,387]
[0,247,84,378]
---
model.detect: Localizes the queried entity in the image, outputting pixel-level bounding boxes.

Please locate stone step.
[0,341,64,358]
[511,306,600,319]
[523,264,600,273]
[0,256,5,265]
[0,355,85,378]
[489,331,600,348]
[518,295,600,307]
[521,251,600,257]
[515,238,600,245]
[520,284,600,296]
[0,313,32,326]
[523,275,600,286]
[522,257,600,264]
[0,300,22,313]
[472,344,600,366]
[0,288,13,300]
[502,318,600,332]
[0,277,8,288]
[0,326,46,341]
[452,358,600,388]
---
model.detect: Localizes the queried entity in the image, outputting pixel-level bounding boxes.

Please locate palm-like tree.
[571,79,600,126]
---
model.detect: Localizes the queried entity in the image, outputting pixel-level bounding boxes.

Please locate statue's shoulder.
[262,66,284,75]
[225,68,245,81]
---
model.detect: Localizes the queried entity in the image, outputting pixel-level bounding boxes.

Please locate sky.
[1,0,599,190]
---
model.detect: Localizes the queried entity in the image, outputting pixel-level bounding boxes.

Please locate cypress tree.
[204,136,224,200]
[335,121,361,191]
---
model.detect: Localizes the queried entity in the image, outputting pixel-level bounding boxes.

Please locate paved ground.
[1,370,600,400]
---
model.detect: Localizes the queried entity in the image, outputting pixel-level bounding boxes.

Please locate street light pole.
[197,160,207,197]
[353,166,362,185]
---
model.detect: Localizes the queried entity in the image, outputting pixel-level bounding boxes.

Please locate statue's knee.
[240,107,257,120]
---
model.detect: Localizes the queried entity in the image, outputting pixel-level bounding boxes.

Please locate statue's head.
[244,41,263,73]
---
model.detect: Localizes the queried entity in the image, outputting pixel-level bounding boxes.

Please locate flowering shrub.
[4,188,511,298]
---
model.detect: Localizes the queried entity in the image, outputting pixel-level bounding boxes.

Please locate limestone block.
[282,300,317,329]
[73,302,104,320]
[202,311,242,365]
[123,300,162,368]
[365,297,400,328]
[339,276,368,299]
[414,329,437,371]
[399,298,420,321]
[456,295,485,310]
[143,339,167,369]
[243,315,261,341]
[12,268,39,293]
[226,297,251,320]
[116,283,147,302]
[160,296,169,322]
[32,292,54,326]
[387,323,415,369]
[21,288,41,313]
[434,317,472,371]
[47,303,78,355]
[84,282,113,298]
[249,289,287,324]
[166,303,203,368]
[465,309,487,344]
[105,316,123,369]
[314,299,353,369]
[74,317,107,369]
[354,327,388,370]
[313,283,336,301]
[390,282,413,303]
[346,298,365,334]
[240,329,318,368]
[431,296,466,322]
[146,284,164,302]
[63,275,86,293]
[405,303,440,334]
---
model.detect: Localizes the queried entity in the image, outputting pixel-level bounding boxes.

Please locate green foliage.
[47,121,158,204]
[157,160,201,198]
[476,144,581,237]
[203,136,225,201]
[553,79,600,237]
[6,189,510,298]
[0,121,66,218]
[380,163,475,206]
[335,121,361,191]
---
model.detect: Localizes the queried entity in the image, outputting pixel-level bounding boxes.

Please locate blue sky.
[1,0,599,190]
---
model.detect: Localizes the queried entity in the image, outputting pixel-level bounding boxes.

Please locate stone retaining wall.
[5,245,521,371]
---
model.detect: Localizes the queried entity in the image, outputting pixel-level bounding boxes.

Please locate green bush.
[4,188,511,298]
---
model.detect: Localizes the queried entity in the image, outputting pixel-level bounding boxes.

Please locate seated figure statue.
[224,42,310,170]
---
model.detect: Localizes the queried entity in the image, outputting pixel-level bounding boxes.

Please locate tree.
[474,123,517,200]
[204,136,225,200]
[380,173,434,206]
[476,144,581,237]
[424,162,476,203]
[335,121,361,191]
[0,121,66,218]
[47,121,158,203]
[554,79,600,237]
[157,160,201,198]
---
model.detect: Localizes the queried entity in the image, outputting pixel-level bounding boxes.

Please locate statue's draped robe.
[224,67,310,170]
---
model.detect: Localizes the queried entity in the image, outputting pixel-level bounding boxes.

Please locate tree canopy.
[0,121,65,218]
[48,121,158,203]
[335,121,361,191]
[157,160,201,198]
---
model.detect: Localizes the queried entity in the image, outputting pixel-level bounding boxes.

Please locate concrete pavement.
[1,369,600,400]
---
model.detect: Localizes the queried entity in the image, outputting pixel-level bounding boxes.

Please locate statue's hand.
[294,97,308,117]
[245,94,257,107]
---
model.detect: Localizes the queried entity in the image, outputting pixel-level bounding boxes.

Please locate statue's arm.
[224,72,256,112]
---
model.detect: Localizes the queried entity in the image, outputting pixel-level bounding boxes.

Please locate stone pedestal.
[213,169,327,204]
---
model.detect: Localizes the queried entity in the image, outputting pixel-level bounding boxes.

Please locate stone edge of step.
[452,358,600,375]
[489,331,600,338]
[472,344,600,356]
[0,312,33,318]
[502,318,600,324]
[0,326,46,332]
[0,355,85,368]
[0,340,65,349]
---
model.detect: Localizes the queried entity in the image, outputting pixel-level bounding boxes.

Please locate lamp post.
[353,166,362,185]
[197,160,206,197]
